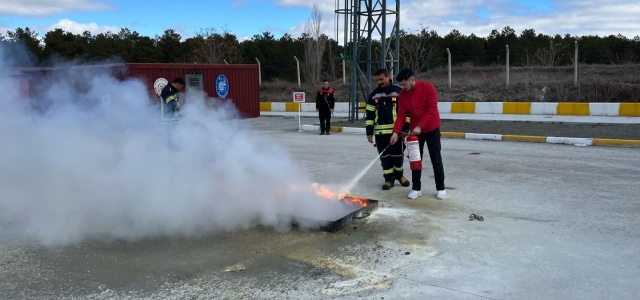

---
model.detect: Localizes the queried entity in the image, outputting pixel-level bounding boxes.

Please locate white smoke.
[0,44,357,246]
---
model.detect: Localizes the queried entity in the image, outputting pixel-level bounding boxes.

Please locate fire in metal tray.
[342,196,370,207]
[294,194,379,233]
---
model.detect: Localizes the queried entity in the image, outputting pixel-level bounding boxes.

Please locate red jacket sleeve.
[417,82,438,130]
[393,93,408,133]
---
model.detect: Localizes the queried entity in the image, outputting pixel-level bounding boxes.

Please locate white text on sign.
[293,92,306,103]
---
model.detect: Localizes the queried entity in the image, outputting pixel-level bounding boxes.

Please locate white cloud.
[398,0,640,38]
[46,19,121,35]
[173,24,190,38]
[276,0,334,12]
[0,26,9,37]
[275,2,344,43]
[0,0,113,17]
[159,24,191,41]
[276,0,640,40]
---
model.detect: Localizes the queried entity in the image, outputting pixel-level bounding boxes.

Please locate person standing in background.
[316,80,335,135]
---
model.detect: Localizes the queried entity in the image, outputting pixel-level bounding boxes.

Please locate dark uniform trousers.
[375,134,405,181]
[412,127,445,191]
[319,110,331,133]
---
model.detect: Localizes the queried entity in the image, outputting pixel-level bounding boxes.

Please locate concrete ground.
[2,117,640,300]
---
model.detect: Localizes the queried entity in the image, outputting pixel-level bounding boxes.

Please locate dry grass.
[259,77,350,103]
[261,64,640,102]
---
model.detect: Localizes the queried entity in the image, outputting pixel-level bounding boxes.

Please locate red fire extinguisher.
[406,135,422,170]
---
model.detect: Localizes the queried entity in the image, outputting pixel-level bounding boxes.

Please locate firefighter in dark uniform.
[366,69,411,190]
[161,77,185,120]
[160,77,185,150]
[315,80,335,135]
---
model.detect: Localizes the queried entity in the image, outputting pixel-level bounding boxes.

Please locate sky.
[0,0,638,42]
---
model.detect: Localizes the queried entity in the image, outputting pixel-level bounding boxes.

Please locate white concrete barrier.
[543,103,559,115]
[260,101,640,117]
[301,103,315,112]
[475,102,492,114]
[546,137,593,146]
[465,133,503,141]
[272,102,285,112]
[438,102,452,113]
[531,102,558,115]
[342,127,365,134]
[473,102,503,114]
[589,103,620,116]
[490,102,503,114]
[335,102,349,113]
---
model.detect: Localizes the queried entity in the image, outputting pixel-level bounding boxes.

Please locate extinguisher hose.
[381,143,391,153]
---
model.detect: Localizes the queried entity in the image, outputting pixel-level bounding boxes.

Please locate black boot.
[398,176,411,187]
[382,181,394,190]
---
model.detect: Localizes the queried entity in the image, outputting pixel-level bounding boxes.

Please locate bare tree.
[534,39,567,66]
[399,26,437,72]
[613,49,638,65]
[326,39,336,79]
[183,27,240,64]
[302,4,327,83]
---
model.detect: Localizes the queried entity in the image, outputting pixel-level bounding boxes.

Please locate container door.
[185,73,204,92]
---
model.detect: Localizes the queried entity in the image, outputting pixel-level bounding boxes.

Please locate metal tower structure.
[335,0,401,122]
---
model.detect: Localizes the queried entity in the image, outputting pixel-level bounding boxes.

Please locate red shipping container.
[126,63,260,118]
[0,70,31,110]
[7,63,260,118]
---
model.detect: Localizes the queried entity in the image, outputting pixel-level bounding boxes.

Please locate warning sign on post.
[293,92,306,102]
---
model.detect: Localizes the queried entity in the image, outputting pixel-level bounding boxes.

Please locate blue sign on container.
[216,74,229,98]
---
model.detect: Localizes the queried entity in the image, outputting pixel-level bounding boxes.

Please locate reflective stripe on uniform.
[392,100,397,121]
[372,92,399,100]
[375,124,394,129]
[165,95,177,104]
[374,129,394,135]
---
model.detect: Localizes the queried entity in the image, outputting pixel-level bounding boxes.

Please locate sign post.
[293,92,306,132]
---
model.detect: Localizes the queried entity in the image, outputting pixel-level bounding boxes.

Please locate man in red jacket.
[390,69,446,200]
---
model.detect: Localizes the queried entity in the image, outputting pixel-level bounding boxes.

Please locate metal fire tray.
[292,197,379,233]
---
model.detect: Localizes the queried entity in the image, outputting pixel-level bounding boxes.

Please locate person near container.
[315,80,335,135]
[160,77,185,150]
[366,69,411,190]
[389,69,446,200]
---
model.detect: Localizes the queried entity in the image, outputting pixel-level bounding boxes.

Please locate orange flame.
[311,183,367,207]
[311,183,339,199]
[344,196,369,207]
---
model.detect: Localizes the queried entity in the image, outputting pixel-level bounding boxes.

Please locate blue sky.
[1,0,638,40]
